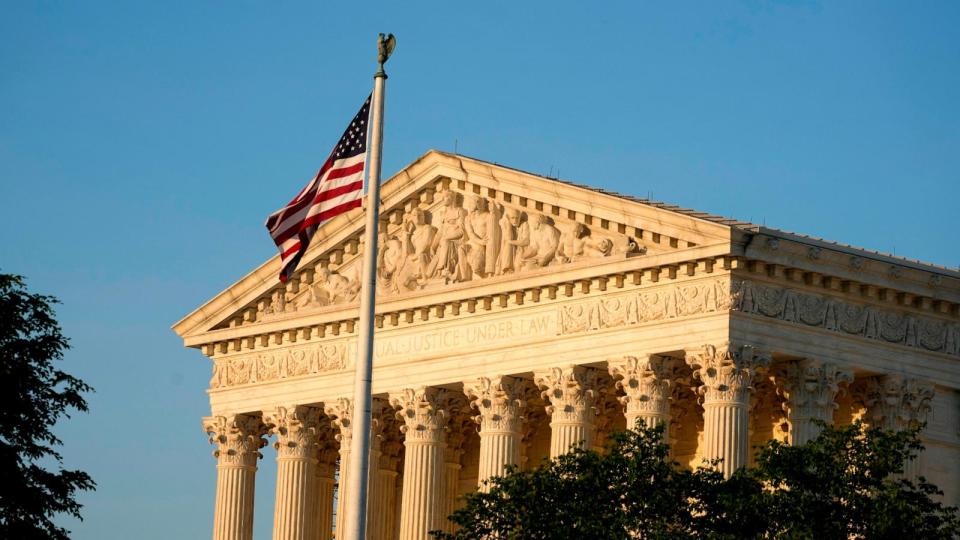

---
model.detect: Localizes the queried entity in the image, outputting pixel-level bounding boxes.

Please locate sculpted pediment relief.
[258,186,644,322]
[175,150,736,338]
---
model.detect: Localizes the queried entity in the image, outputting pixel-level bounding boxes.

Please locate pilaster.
[864,374,935,479]
[774,359,853,445]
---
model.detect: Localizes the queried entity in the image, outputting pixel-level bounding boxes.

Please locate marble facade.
[174,151,960,540]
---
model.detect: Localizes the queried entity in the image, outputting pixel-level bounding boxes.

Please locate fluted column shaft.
[390,388,453,540]
[775,359,853,446]
[535,366,602,458]
[440,449,463,534]
[265,406,323,540]
[464,376,527,488]
[314,462,336,540]
[369,467,399,540]
[609,355,675,441]
[687,343,770,477]
[204,415,267,540]
[865,374,935,479]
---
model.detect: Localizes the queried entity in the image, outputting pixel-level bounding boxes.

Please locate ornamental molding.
[556,278,734,335]
[209,340,349,389]
[733,279,960,357]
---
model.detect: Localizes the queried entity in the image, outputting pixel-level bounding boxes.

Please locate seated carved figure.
[397,207,436,289]
[519,214,560,269]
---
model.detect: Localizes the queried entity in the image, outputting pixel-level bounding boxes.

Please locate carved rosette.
[263,405,323,460]
[686,343,771,405]
[389,387,454,444]
[464,376,528,434]
[202,414,268,468]
[534,365,601,424]
[774,359,853,445]
[864,375,935,431]
[608,355,676,428]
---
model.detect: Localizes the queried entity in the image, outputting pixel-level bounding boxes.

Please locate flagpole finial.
[376,33,396,78]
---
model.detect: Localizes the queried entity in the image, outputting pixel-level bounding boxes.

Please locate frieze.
[733,280,960,357]
[210,341,349,389]
[557,278,733,334]
[555,277,960,358]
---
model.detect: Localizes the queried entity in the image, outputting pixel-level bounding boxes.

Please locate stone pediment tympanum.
[173,150,734,341]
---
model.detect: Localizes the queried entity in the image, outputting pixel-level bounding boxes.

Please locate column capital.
[608,355,678,422]
[685,342,771,404]
[775,359,852,419]
[864,374,935,431]
[463,375,529,434]
[263,405,323,460]
[323,397,354,449]
[202,414,268,468]
[389,387,455,444]
[534,365,602,423]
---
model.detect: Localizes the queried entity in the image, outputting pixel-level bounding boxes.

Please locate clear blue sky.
[1,2,958,538]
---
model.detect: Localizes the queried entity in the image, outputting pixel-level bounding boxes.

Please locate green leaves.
[434,421,960,540]
[0,273,95,540]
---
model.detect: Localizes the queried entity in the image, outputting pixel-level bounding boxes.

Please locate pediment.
[172,150,735,342]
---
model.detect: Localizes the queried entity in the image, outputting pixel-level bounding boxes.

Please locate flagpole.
[343,33,394,540]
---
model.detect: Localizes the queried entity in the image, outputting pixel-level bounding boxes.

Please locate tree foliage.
[435,421,960,540]
[0,274,95,539]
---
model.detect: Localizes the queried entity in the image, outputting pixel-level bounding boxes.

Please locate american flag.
[265,95,371,282]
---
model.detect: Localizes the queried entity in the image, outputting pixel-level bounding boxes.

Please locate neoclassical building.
[173,150,960,540]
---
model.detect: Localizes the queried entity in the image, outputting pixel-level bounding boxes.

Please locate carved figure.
[397,208,436,290]
[519,214,560,269]
[376,231,405,293]
[301,267,359,307]
[463,197,501,278]
[557,223,615,263]
[428,190,468,281]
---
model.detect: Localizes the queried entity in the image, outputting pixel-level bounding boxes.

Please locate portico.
[176,151,960,540]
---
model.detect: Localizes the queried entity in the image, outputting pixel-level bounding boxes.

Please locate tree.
[435,421,960,540]
[0,273,95,539]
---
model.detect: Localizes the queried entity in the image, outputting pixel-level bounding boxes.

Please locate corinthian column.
[774,359,853,445]
[864,374,935,479]
[464,376,527,488]
[390,387,453,540]
[264,405,323,540]
[608,355,675,440]
[686,343,770,477]
[203,414,267,540]
[534,366,602,457]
